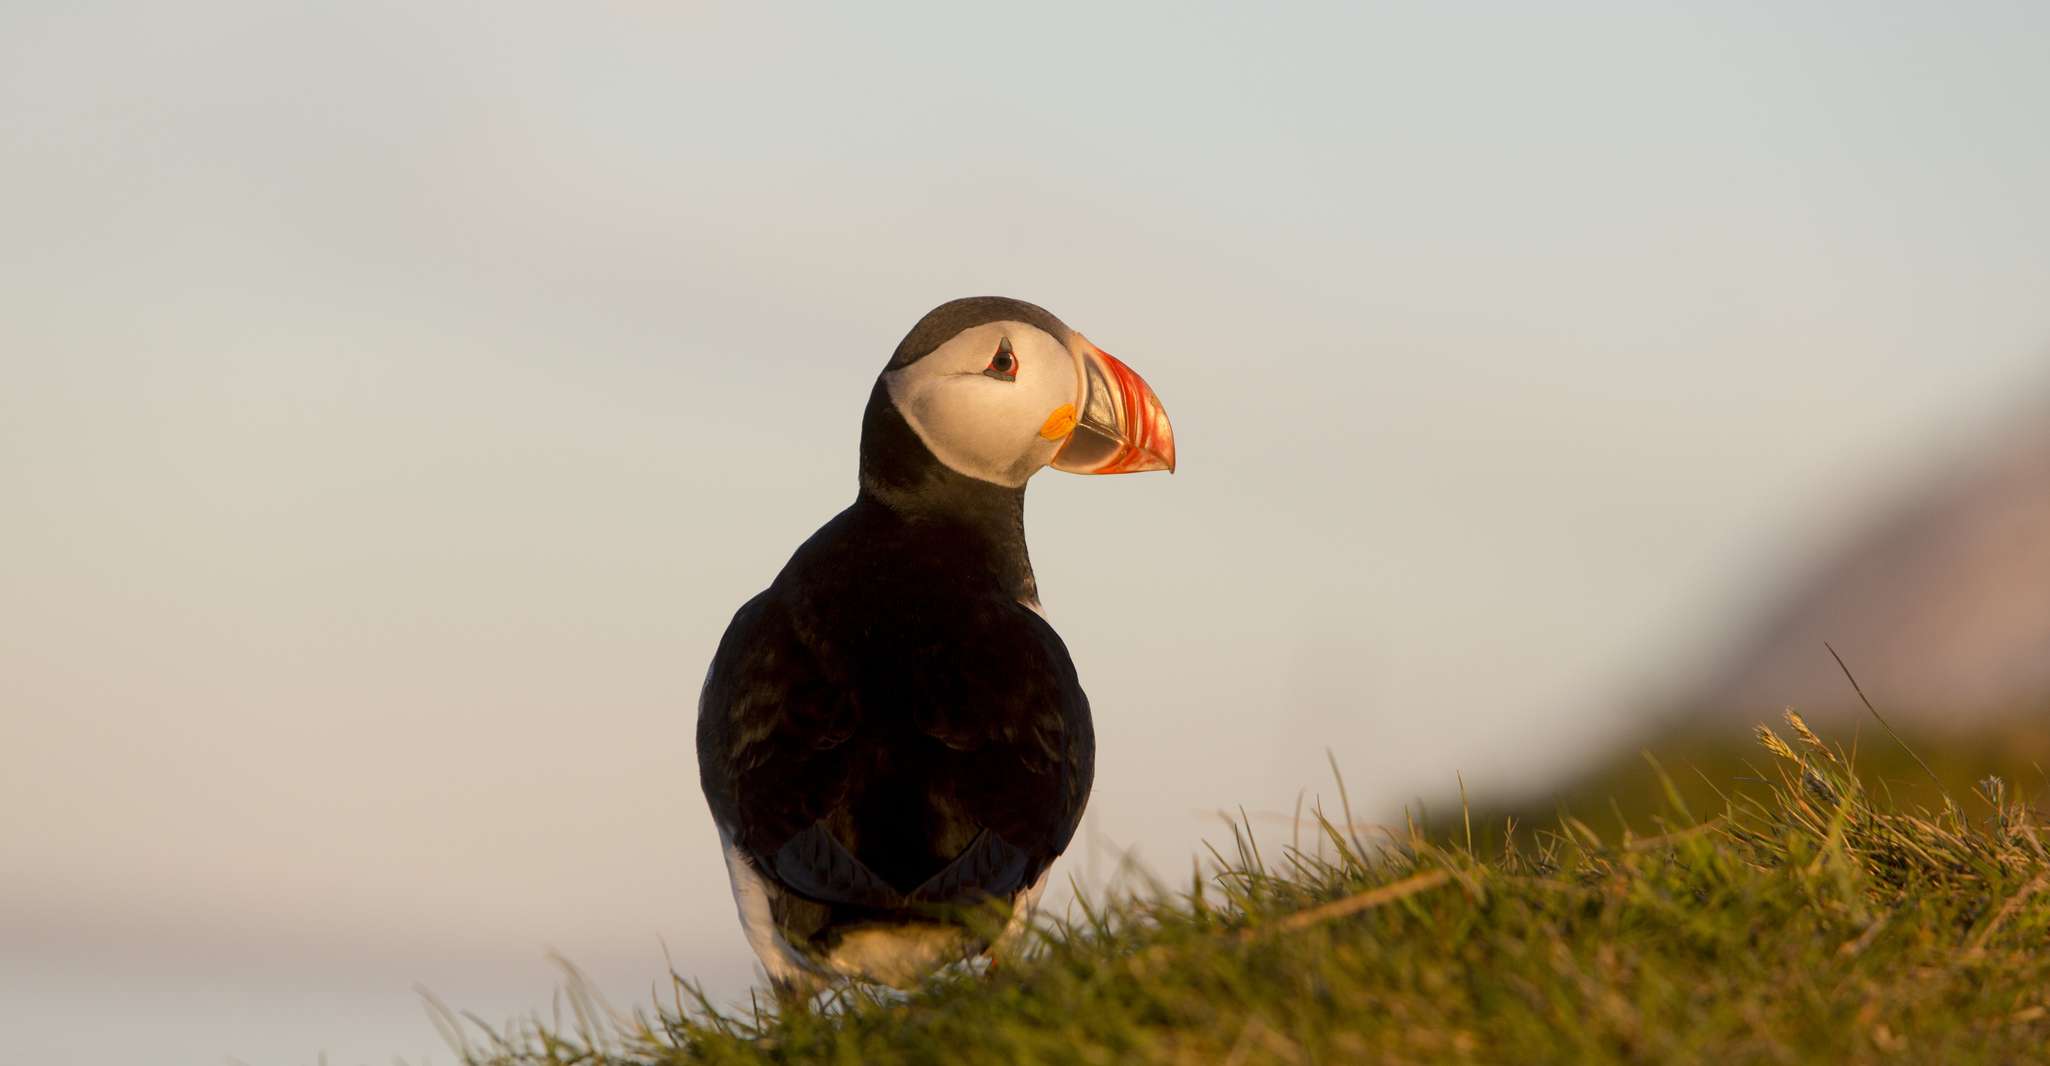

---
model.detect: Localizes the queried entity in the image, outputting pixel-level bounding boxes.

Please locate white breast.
[717,824,819,987]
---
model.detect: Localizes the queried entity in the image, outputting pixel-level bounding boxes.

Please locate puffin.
[695,296,1175,1000]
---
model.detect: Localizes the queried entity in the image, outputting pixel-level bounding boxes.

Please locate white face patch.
[883,322,1081,488]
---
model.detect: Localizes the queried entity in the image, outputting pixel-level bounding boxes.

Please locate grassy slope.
[449,716,2050,1065]
[1476,709,2050,849]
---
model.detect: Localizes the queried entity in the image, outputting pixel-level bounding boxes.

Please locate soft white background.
[4,2,2047,1062]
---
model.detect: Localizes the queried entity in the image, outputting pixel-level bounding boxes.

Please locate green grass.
[1470,708,2050,853]
[442,715,2050,1064]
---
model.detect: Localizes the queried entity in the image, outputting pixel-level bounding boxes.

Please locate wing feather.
[700,582,1092,928]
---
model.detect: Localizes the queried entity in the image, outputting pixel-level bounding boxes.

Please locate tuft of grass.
[442,718,2050,1064]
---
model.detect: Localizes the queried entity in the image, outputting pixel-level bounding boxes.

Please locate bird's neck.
[856,380,1040,604]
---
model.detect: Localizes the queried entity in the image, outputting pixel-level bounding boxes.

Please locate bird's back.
[697,497,1093,964]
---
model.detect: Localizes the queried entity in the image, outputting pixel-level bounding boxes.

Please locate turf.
[441,714,2050,1064]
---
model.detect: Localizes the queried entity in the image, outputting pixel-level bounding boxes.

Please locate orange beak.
[1050,342,1176,475]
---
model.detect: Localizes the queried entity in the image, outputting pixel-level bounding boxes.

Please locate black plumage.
[696,299,1095,980]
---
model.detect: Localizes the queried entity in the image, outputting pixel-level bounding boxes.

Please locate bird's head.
[866,296,1175,492]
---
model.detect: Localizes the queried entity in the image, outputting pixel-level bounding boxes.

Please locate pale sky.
[4,2,2049,1063]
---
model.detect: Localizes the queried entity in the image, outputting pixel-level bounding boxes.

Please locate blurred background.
[4,2,2047,1062]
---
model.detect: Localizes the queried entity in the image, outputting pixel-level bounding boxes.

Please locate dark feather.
[910,829,1035,903]
[768,822,906,910]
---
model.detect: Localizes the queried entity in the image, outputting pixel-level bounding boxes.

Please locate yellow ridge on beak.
[1038,403,1078,441]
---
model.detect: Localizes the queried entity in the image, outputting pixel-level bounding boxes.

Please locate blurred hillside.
[1679,392,2050,727]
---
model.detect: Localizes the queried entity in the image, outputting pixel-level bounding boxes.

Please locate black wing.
[696,588,858,870]
[696,585,1092,923]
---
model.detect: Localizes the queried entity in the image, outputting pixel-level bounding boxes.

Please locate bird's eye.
[983,339,1018,381]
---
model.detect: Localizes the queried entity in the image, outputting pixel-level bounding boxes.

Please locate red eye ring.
[983,338,1018,381]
